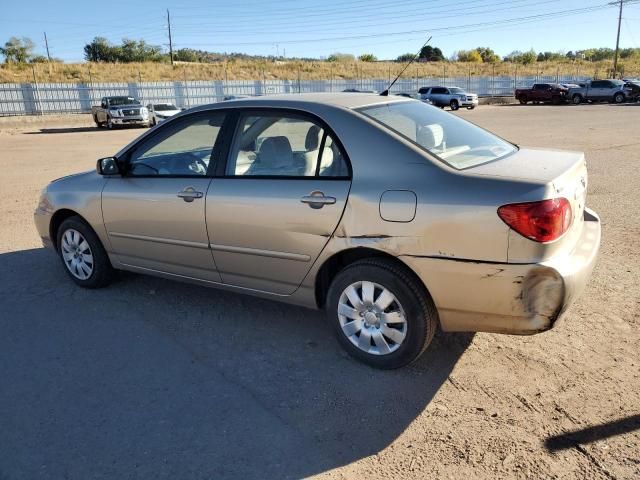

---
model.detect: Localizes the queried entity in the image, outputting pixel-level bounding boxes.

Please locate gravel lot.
[1,104,638,479]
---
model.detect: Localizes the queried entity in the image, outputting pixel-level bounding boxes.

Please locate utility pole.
[613,0,624,77]
[43,32,51,62]
[167,9,174,66]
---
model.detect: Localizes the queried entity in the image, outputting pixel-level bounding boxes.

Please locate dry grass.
[1,59,639,84]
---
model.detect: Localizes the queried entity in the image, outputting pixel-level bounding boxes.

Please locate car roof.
[194,93,409,111]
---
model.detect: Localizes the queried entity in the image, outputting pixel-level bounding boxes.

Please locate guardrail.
[0,75,592,116]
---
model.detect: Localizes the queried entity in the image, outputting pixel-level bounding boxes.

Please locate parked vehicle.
[623,80,640,102]
[394,92,433,105]
[92,96,150,129]
[568,79,631,104]
[147,103,181,126]
[343,88,378,93]
[515,83,568,105]
[418,86,479,110]
[35,93,600,369]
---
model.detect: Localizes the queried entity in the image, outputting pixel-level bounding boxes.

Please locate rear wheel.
[449,99,459,111]
[572,94,583,105]
[519,98,528,105]
[57,217,114,289]
[326,258,438,369]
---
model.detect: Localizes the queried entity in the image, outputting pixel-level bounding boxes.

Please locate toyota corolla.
[34,93,601,369]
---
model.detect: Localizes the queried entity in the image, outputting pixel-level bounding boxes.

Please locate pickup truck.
[91,96,150,129]
[568,79,631,105]
[514,83,568,105]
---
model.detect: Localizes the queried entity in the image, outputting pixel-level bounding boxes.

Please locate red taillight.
[498,198,572,243]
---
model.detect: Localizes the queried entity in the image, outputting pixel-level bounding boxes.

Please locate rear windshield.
[358,101,516,169]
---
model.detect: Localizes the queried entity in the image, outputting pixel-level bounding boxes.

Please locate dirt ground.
[0,104,638,480]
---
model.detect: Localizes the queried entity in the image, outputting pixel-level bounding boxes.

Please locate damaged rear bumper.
[401,208,601,334]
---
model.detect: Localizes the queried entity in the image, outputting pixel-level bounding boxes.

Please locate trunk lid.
[467,147,588,262]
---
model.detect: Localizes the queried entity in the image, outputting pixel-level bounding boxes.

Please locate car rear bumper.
[402,208,601,334]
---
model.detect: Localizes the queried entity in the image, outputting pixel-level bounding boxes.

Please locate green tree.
[395,53,415,62]
[504,49,537,65]
[418,45,445,62]
[358,53,377,62]
[0,37,35,63]
[475,47,500,63]
[456,50,482,63]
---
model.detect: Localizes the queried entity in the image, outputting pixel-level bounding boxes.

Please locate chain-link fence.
[0,74,593,116]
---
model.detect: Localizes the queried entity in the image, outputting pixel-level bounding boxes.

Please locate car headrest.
[305,125,323,150]
[417,124,444,150]
[258,136,293,168]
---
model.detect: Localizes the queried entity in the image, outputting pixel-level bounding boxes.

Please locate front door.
[206,111,351,295]
[102,111,227,282]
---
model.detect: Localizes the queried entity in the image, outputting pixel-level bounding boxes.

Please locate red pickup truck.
[515,83,569,105]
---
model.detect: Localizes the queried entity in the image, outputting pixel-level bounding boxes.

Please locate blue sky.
[2,0,640,62]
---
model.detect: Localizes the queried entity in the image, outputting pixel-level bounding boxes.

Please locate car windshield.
[154,104,178,111]
[109,97,138,106]
[448,87,465,94]
[358,101,517,169]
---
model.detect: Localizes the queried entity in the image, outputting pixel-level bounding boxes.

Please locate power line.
[172,3,618,47]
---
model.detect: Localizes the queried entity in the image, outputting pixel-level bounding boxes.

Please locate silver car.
[34,93,601,369]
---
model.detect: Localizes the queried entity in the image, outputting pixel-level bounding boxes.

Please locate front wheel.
[57,217,114,289]
[326,258,438,369]
[572,94,583,105]
[519,98,528,105]
[467,105,475,110]
[449,99,459,111]
[613,92,625,104]
[106,116,114,129]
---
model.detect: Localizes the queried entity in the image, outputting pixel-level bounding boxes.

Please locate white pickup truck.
[91,96,150,129]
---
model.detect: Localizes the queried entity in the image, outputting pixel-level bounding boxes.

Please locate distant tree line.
[0,37,62,63]
[2,35,640,66]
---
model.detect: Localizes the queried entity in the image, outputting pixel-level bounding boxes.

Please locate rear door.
[206,109,351,295]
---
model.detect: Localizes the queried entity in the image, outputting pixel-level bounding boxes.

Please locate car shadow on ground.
[0,247,473,479]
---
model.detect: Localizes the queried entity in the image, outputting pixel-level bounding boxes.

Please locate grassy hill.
[1,59,638,84]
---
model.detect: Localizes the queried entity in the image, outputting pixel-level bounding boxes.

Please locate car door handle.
[301,191,336,209]
[177,187,203,202]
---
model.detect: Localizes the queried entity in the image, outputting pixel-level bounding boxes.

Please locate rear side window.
[431,87,447,94]
[226,113,349,178]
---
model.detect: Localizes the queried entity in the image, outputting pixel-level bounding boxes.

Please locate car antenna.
[380,36,432,96]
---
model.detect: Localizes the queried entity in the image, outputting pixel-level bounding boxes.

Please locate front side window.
[227,113,349,177]
[128,113,225,176]
[359,101,516,170]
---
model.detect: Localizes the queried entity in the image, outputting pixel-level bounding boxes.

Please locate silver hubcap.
[337,281,407,356]
[61,229,94,280]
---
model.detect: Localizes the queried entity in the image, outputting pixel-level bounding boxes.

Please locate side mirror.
[96,157,120,175]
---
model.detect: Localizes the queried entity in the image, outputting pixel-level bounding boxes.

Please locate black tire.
[449,99,459,111]
[326,258,438,369]
[519,98,528,105]
[572,94,582,105]
[613,92,625,104]
[56,216,114,289]
[467,105,475,110]
[107,116,114,129]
